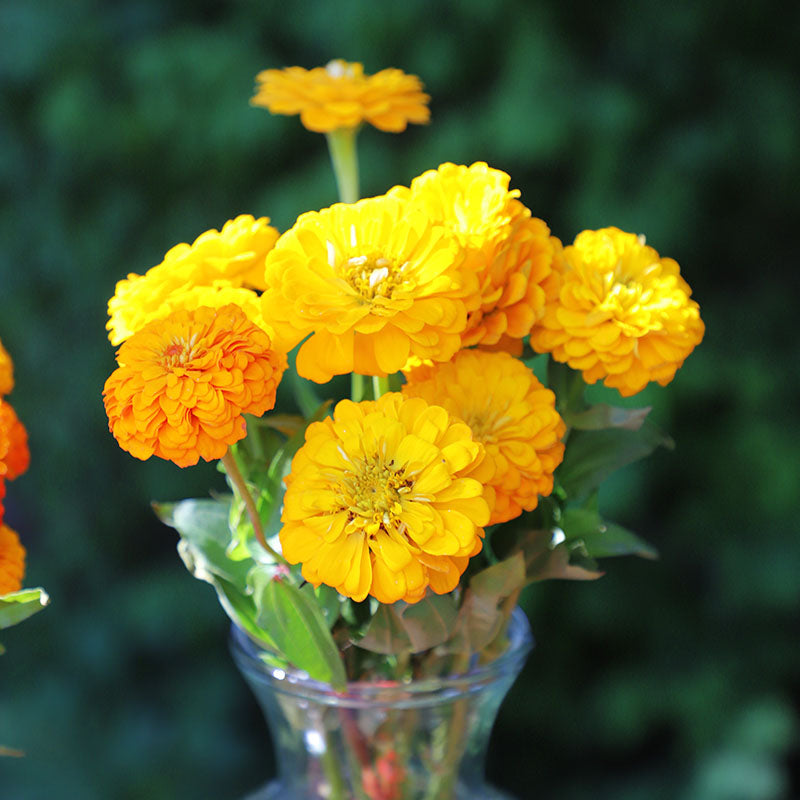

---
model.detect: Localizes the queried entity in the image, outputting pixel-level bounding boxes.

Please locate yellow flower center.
[161,335,198,368]
[325,59,358,80]
[342,458,412,537]
[340,253,406,300]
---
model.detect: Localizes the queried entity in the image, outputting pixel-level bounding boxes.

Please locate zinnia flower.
[0,523,25,595]
[0,401,30,481]
[0,338,13,396]
[530,227,705,396]
[107,215,279,345]
[103,305,286,467]
[261,195,478,383]
[403,350,565,525]
[251,60,430,133]
[279,393,490,604]
[388,162,561,350]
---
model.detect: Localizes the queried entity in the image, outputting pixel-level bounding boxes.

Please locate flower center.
[340,254,404,301]
[343,459,413,537]
[161,335,198,368]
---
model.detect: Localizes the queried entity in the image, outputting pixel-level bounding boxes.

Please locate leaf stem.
[220,449,289,566]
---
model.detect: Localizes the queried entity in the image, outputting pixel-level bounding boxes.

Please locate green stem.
[220,449,289,566]
[372,375,391,399]
[326,127,361,204]
[352,372,367,402]
[320,732,348,800]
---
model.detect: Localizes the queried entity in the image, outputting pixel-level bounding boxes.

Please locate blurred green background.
[1,0,798,798]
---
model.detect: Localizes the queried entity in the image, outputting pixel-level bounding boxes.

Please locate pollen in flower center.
[340,254,405,300]
[343,458,412,536]
[161,335,198,368]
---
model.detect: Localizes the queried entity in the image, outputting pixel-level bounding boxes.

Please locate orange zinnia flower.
[251,60,430,133]
[103,305,286,467]
[0,401,30,481]
[0,338,13,396]
[530,227,705,396]
[0,523,25,595]
[403,350,565,525]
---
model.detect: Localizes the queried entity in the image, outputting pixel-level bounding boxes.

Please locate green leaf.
[557,421,674,500]
[356,603,412,655]
[400,594,459,653]
[561,508,658,560]
[518,529,604,582]
[255,577,346,690]
[301,583,341,629]
[157,498,252,586]
[564,404,651,431]
[0,588,49,630]
[469,552,526,599]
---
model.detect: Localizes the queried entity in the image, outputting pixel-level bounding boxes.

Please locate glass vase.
[230,607,533,800]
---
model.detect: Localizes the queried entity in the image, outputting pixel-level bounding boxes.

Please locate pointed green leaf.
[0,588,49,630]
[356,603,412,655]
[469,552,526,599]
[400,593,459,653]
[557,421,674,500]
[301,583,341,629]
[561,508,658,559]
[564,404,651,432]
[519,529,604,582]
[255,577,346,690]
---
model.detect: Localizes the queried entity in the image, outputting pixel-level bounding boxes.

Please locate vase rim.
[230,606,533,707]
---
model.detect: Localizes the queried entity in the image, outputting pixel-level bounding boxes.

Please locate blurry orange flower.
[261,195,477,382]
[107,215,279,345]
[404,350,565,525]
[0,523,25,595]
[0,401,30,481]
[389,162,561,349]
[251,60,430,133]
[0,338,13,396]
[530,227,705,396]
[280,393,490,604]
[103,305,286,467]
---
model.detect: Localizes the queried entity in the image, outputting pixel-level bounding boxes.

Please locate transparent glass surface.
[231,608,533,800]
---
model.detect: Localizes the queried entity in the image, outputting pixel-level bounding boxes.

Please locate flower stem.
[352,372,367,402]
[220,449,289,566]
[326,126,360,204]
[372,375,391,399]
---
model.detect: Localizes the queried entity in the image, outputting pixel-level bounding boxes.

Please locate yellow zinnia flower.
[530,227,705,397]
[0,338,13,396]
[261,195,478,383]
[251,60,430,133]
[103,305,286,468]
[280,393,491,604]
[0,523,25,596]
[388,162,561,350]
[107,215,279,345]
[403,350,565,525]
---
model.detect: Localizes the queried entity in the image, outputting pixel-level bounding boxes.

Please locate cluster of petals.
[107,215,279,345]
[103,305,286,468]
[530,227,705,396]
[388,162,561,353]
[0,522,25,595]
[0,338,13,396]
[0,401,30,482]
[261,195,479,383]
[251,60,430,133]
[279,393,490,604]
[403,350,565,525]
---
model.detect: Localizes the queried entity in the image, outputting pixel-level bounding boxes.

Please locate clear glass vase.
[230,607,533,800]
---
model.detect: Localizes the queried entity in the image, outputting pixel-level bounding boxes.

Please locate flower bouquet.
[102,61,704,800]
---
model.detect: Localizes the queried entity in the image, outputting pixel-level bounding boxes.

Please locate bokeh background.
[1,1,798,798]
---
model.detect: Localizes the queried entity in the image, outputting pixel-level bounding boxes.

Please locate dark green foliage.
[1,1,798,798]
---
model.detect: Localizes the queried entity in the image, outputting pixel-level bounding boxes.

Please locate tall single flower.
[261,195,477,382]
[0,338,13,396]
[0,523,25,595]
[403,350,565,525]
[280,393,491,604]
[103,305,286,467]
[0,401,30,481]
[251,60,430,133]
[530,227,705,396]
[107,215,279,345]
[388,162,561,350]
